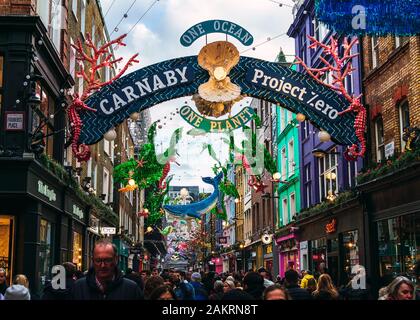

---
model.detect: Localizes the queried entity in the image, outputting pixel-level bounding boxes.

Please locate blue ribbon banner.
[80,56,356,146]
[315,0,420,36]
[180,20,254,47]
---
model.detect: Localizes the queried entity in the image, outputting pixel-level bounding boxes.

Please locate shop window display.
[73,231,83,270]
[343,230,360,282]
[311,238,327,275]
[377,213,419,283]
[39,219,53,292]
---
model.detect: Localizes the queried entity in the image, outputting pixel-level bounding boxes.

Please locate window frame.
[318,148,339,201]
[375,116,385,161]
[371,36,379,69]
[398,99,410,151]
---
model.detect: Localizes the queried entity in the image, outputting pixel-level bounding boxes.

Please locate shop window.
[377,213,419,282]
[72,231,83,270]
[103,168,109,203]
[375,116,385,161]
[311,238,327,274]
[398,100,410,151]
[39,219,53,291]
[343,230,360,282]
[318,148,338,201]
[0,55,3,119]
[0,216,14,285]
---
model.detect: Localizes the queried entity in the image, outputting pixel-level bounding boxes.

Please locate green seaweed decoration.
[144,176,173,227]
[113,123,182,190]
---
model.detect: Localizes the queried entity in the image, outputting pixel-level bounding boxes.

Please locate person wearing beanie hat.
[4,284,31,300]
[191,272,201,281]
[226,276,235,283]
[190,272,208,300]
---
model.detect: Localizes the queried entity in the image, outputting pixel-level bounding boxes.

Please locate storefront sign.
[218,237,227,244]
[180,20,254,47]
[5,112,25,131]
[37,181,57,202]
[180,105,255,132]
[101,227,116,235]
[325,218,337,234]
[72,205,84,220]
[385,141,395,159]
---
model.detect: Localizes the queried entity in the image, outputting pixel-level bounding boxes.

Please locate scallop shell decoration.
[197,41,241,103]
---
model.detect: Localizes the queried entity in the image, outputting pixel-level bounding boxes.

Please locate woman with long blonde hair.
[312,274,340,300]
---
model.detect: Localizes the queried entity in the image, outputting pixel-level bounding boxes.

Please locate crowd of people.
[0,239,419,301]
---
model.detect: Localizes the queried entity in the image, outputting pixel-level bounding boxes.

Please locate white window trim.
[72,0,78,20]
[375,117,385,161]
[371,37,379,69]
[282,198,288,226]
[103,168,109,203]
[288,139,295,178]
[290,193,296,219]
[395,36,401,49]
[319,151,338,201]
[399,100,410,151]
[281,147,287,180]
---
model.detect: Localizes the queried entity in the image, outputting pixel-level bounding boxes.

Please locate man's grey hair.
[92,238,118,257]
[0,268,6,274]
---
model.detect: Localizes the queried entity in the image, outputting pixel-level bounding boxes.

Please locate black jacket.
[42,278,75,300]
[72,268,143,300]
[286,285,313,300]
[0,282,8,296]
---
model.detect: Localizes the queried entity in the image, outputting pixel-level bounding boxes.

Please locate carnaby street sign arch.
[79,55,356,146]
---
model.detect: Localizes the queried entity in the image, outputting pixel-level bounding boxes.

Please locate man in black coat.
[42,262,77,300]
[284,269,313,300]
[72,239,143,300]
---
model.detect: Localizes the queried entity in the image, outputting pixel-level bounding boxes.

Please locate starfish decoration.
[254,181,268,193]
[136,158,147,169]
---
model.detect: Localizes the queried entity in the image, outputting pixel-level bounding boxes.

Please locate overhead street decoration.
[79,55,356,147]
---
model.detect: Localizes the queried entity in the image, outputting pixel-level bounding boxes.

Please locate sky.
[99,0,296,191]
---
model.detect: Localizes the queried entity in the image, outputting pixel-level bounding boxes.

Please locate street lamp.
[239,243,245,272]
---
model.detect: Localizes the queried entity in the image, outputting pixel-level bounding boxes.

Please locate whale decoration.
[163,172,223,219]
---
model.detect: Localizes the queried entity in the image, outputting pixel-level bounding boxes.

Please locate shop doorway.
[0,216,15,285]
[327,255,339,286]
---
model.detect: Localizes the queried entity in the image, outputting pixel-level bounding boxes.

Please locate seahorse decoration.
[67,33,139,162]
[296,36,367,160]
[68,95,96,162]
[338,97,367,161]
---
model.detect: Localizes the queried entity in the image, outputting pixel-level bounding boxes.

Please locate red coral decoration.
[67,33,139,162]
[296,35,366,160]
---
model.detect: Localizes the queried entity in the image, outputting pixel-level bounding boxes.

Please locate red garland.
[296,36,366,160]
[68,33,139,162]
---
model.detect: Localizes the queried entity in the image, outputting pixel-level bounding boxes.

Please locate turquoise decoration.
[315,0,420,36]
[163,172,224,220]
[180,20,254,47]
